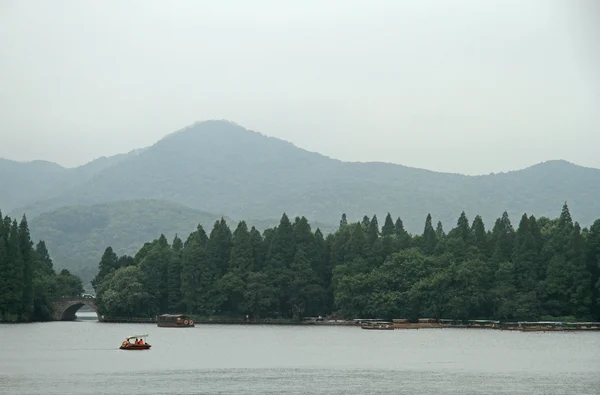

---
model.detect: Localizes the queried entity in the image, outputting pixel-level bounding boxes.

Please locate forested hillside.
[92,203,600,322]
[0,210,84,322]
[27,200,337,286]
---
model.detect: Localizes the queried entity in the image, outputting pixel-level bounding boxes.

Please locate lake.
[1,312,599,394]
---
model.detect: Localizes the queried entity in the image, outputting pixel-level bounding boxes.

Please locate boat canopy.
[126,334,149,340]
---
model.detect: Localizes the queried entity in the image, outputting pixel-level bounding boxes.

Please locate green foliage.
[28,200,234,287]
[0,209,85,322]
[91,203,600,322]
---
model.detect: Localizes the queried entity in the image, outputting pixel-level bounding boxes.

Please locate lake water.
[1,312,599,394]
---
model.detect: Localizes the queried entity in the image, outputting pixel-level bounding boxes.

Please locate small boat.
[361,321,395,330]
[119,334,151,350]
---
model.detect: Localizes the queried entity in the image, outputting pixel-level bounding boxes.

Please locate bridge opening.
[52,298,101,321]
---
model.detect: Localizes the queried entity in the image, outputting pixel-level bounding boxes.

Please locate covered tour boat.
[157,314,195,328]
[119,334,151,350]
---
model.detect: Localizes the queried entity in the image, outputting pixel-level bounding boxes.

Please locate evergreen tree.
[422,214,437,255]
[361,215,371,231]
[394,217,411,250]
[0,230,9,319]
[381,213,395,237]
[490,211,515,270]
[586,220,600,318]
[454,211,470,242]
[5,220,23,320]
[35,241,54,275]
[266,213,296,268]
[249,226,265,272]
[471,215,488,254]
[18,215,34,320]
[558,202,574,234]
[172,234,183,254]
[564,223,592,317]
[0,209,86,323]
[229,221,254,274]
[265,213,296,316]
[206,218,233,277]
[92,247,119,291]
[511,213,541,319]
[339,213,348,229]
[344,223,368,266]
[366,215,380,245]
[435,221,445,240]
[167,235,183,312]
[139,234,171,313]
[180,227,208,313]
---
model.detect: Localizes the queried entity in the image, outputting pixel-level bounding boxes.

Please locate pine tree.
[172,234,183,254]
[180,228,208,314]
[471,215,488,254]
[139,234,171,313]
[490,211,515,270]
[344,223,368,265]
[167,235,183,312]
[366,215,380,245]
[586,220,600,319]
[18,215,34,320]
[513,213,537,288]
[313,228,331,292]
[435,221,445,240]
[394,217,411,250]
[266,213,296,269]
[422,214,437,255]
[206,218,233,278]
[381,213,395,237]
[565,223,592,317]
[35,241,55,276]
[512,213,541,319]
[339,213,348,229]
[265,213,297,316]
[558,201,574,234]
[249,226,265,272]
[0,231,9,319]
[229,221,254,274]
[455,211,470,242]
[5,220,23,320]
[92,247,119,291]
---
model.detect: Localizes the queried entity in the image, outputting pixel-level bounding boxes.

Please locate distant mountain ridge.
[3,119,600,286]
[4,120,600,233]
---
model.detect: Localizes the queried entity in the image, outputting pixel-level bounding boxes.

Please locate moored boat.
[361,321,395,330]
[119,334,151,350]
[157,314,195,328]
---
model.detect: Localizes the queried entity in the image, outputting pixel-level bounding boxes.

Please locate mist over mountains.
[3,120,600,284]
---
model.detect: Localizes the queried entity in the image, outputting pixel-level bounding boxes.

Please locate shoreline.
[91,317,600,332]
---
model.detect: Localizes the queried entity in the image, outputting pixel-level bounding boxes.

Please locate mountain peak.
[160,119,262,142]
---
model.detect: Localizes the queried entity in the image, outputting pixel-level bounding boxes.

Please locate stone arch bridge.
[51,297,101,321]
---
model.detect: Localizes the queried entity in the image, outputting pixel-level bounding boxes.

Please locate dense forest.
[92,203,600,322]
[0,210,84,322]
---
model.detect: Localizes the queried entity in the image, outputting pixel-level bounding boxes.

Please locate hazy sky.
[1,0,598,175]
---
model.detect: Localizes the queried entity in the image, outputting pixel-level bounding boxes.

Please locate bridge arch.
[51,297,101,321]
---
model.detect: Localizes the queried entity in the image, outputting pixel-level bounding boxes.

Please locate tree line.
[92,203,600,322]
[0,210,84,322]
